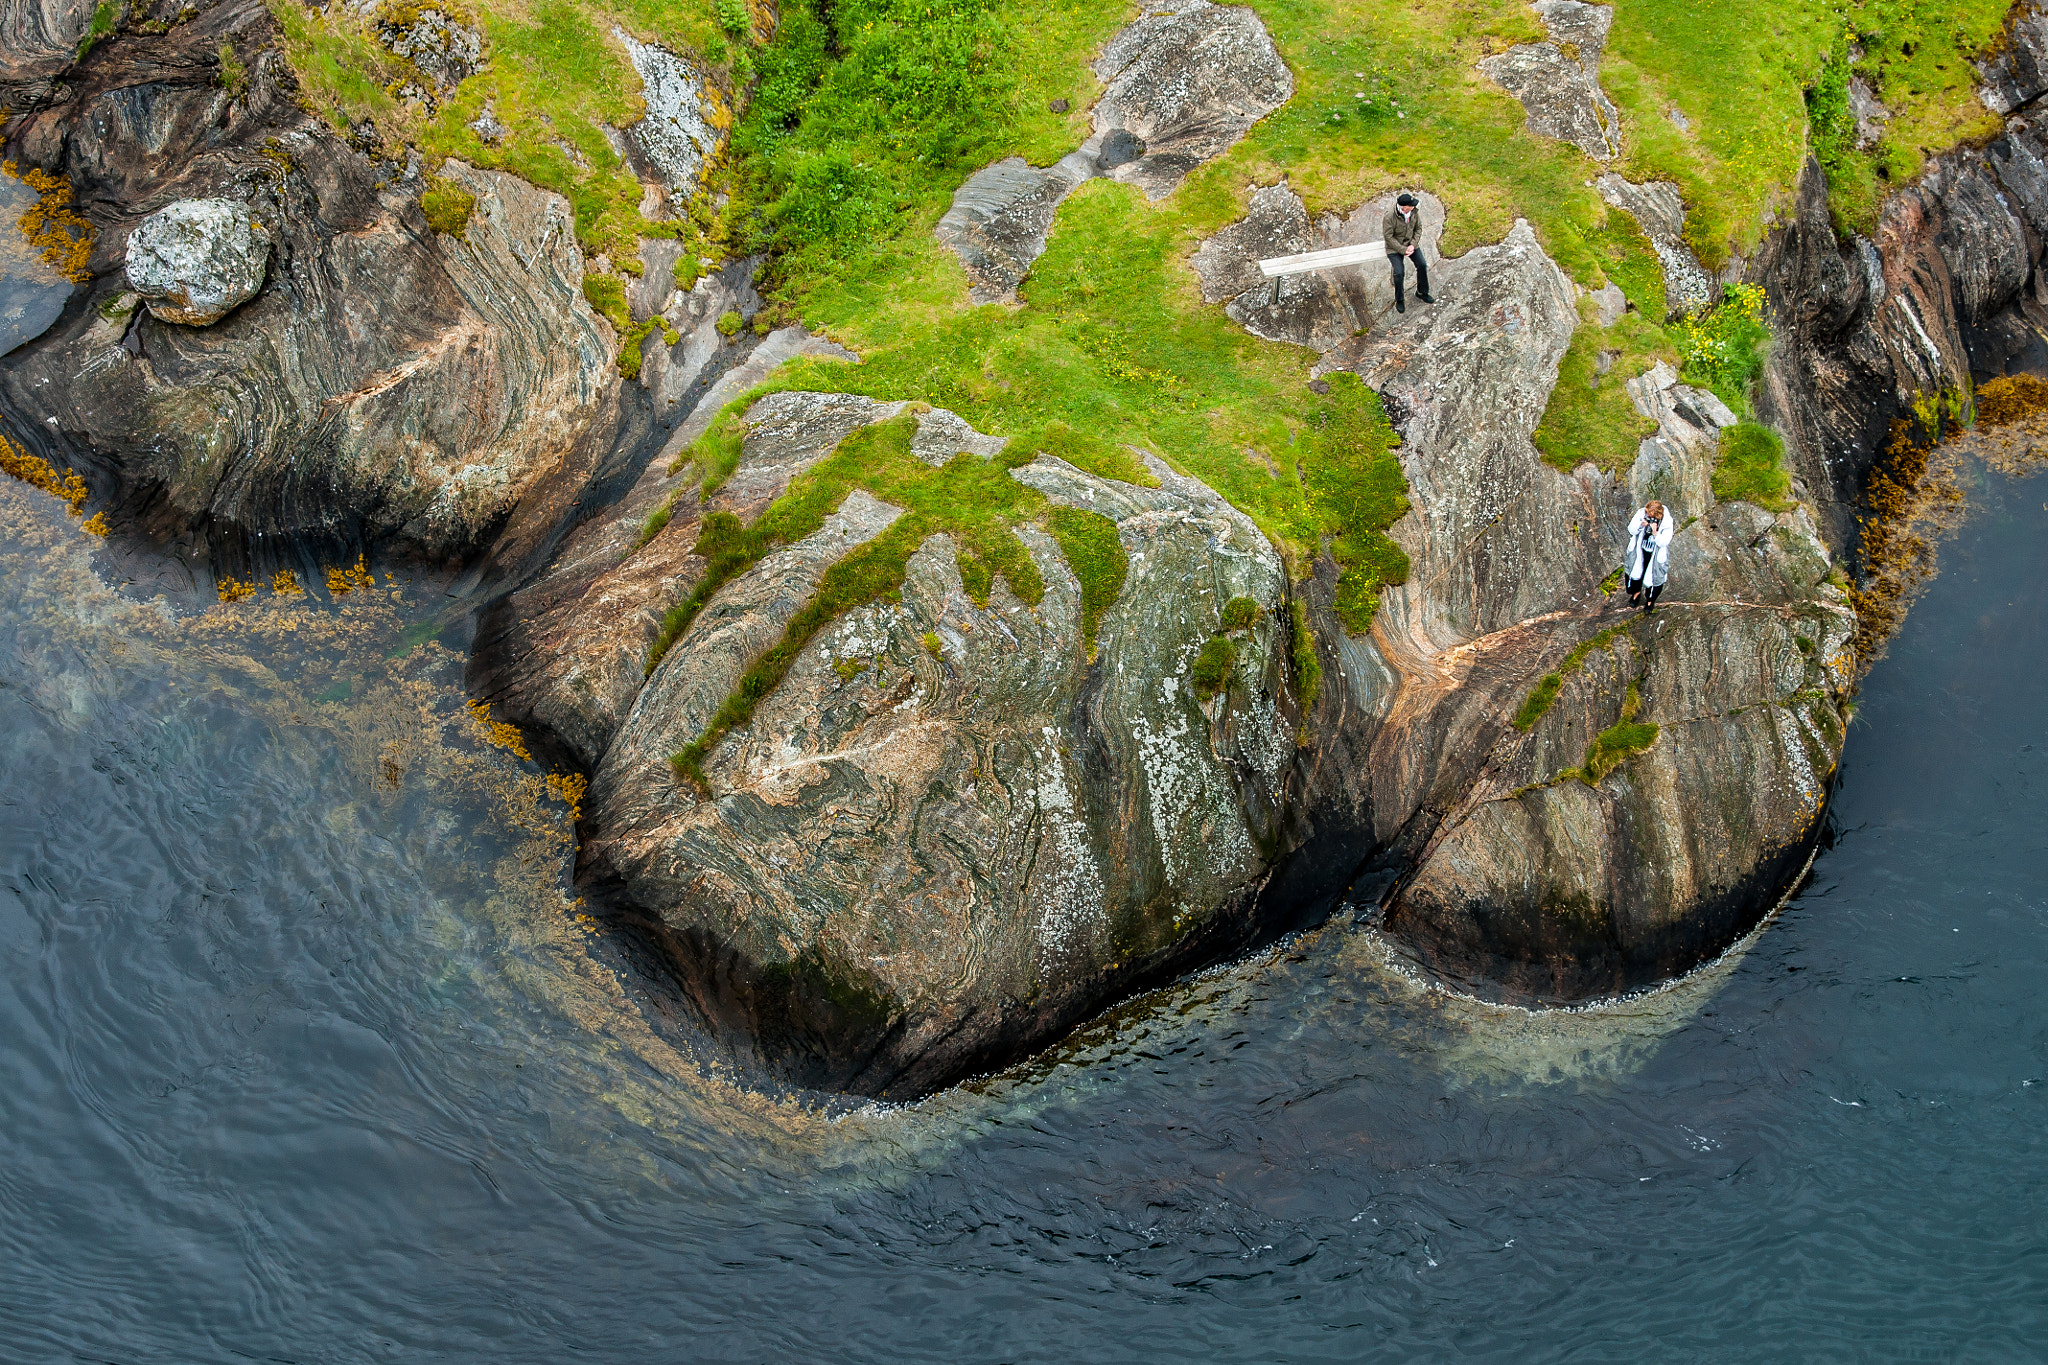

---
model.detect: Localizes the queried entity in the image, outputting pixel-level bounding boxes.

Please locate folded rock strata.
[574,400,1300,1096]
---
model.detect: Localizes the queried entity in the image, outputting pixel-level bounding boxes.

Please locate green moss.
[635,495,676,548]
[421,177,477,237]
[674,254,705,291]
[716,309,744,337]
[1220,596,1260,632]
[1003,422,1158,487]
[921,629,943,657]
[1532,307,1676,474]
[582,273,631,332]
[76,0,117,59]
[1190,635,1237,702]
[1045,506,1129,658]
[1511,623,1635,731]
[1577,680,1659,782]
[1713,421,1795,511]
[1290,599,1321,709]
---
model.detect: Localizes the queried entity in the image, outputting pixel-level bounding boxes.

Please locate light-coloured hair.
[1645,500,1666,521]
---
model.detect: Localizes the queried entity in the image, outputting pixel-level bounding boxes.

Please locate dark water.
[1,458,2043,1365]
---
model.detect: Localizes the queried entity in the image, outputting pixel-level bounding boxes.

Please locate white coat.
[1626,507,1674,588]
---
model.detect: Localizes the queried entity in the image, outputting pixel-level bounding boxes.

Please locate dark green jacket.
[1383,204,1422,254]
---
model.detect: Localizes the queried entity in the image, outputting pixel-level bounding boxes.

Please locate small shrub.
[1220,596,1260,632]
[922,630,943,657]
[1676,285,1771,414]
[217,40,248,97]
[1713,422,1794,511]
[1190,635,1237,702]
[420,177,476,237]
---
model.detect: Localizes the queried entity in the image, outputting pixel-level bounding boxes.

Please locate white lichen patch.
[1027,726,1108,965]
[615,30,726,199]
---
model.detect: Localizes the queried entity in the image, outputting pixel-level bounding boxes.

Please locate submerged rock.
[124,198,274,326]
[935,0,1290,301]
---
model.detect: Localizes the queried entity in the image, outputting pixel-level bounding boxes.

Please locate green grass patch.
[1676,284,1771,414]
[421,177,477,237]
[1532,307,1678,474]
[1190,635,1237,702]
[1220,596,1260,632]
[1712,422,1796,511]
[1290,599,1321,709]
[218,39,249,97]
[582,273,631,331]
[922,629,943,657]
[76,0,117,59]
[1045,506,1129,659]
[1511,623,1636,731]
[1578,684,1659,783]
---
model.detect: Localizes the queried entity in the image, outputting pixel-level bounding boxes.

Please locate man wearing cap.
[1382,193,1434,313]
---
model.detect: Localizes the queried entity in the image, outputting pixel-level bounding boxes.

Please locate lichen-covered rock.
[934,0,1290,299]
[575,398,1298,1096]
[124,198,274,326]
[377,6,481,91]
[1479,2,1622,161]
[616,30,726,212]
[1090,0,1294,199]
[1594,173,1715,316]
[1189,185,1446,346]
[933,153,1096,304]
[469,335,872,770]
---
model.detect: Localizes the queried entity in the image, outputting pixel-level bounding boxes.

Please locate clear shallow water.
[0,173,74,359]
[0,461,2042,1364]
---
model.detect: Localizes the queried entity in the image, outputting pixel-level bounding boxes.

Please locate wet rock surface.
[935,0,1290,301]
[124,197,274,325]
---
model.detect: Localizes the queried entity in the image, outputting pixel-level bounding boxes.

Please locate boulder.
[616,30,726,213]
[575,396,1299,1096]
[124,198,274,326]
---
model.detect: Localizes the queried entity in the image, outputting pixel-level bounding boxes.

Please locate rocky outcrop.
[574,399,1300,1095]
[1189,186,1445,346]
[935,0,1291,302]
[615,31,728,215]
[124,197,274,325]
[0,3,621,561]
[1189,206,1853,1000]
[1479,1,1622,160]
[1594,173,1714,317]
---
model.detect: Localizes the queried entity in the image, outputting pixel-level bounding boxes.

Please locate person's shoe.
[1417,292,1435,304]
[1644,601,1656,613]
[1395,298,1406,313]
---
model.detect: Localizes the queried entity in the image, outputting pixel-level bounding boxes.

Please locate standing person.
[1382,192,1434,314]
[1623,500,1674,612]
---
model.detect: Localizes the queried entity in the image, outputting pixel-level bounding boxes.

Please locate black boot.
[1394,284,1406,314]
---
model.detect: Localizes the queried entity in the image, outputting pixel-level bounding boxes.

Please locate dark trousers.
[1389,248,1430,305]
[1625,574,1663,609]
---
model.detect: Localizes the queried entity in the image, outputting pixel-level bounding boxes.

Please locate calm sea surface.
[0,457,2041,1363]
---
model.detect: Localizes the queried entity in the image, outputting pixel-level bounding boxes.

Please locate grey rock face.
[935,1,1290,300]
[0,28,620,562]
[616,30,725,211]
[934,153,1096,304]
[1189,185,1447,346]
[378,6,481,91]
[1978,0,2048,115]
[574,395,1298,1096]
[1479,2,1622,160]
[470,331,864,771]
[124,198,275,326]
[1091,0,1295,199]
[1594,173,1715,316]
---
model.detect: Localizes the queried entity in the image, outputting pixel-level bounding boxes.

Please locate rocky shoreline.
[8,0,2048,1095]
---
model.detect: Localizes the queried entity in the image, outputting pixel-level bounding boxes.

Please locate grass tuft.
[1044,506,1129,659]
[421,176,477,237]
[1189,635,1236,702]
[1532,306,1676,474]
[1712,422,1795,511]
